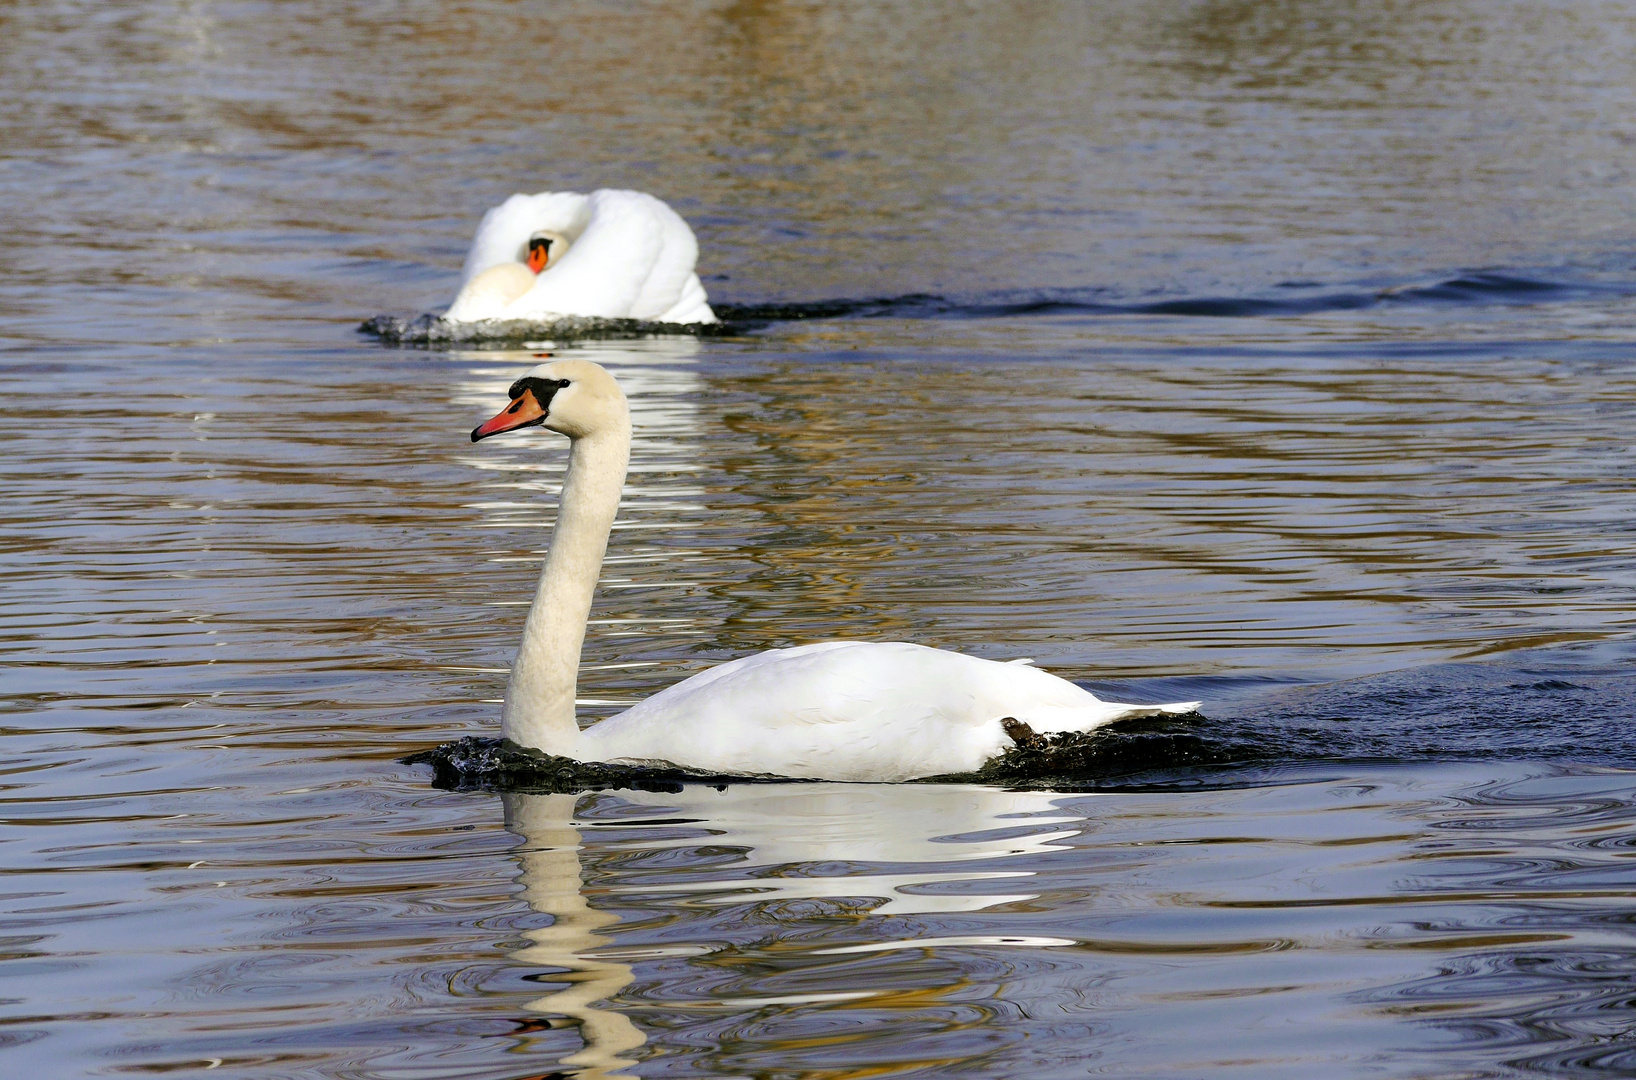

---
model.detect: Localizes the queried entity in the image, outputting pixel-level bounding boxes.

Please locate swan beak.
[471,388,547,442]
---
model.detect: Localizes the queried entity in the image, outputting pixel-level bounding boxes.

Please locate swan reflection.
[501,784,1084,1076]
[504,792,647,1080]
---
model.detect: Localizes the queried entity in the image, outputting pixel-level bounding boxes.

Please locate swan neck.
[501,422,630,755]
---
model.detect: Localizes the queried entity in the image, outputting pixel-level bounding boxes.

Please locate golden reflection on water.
[444,335,1636,724]
[8,0,1636,334]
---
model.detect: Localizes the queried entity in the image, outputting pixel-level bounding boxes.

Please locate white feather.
[445,189,716,324]
[582,641,1200,782]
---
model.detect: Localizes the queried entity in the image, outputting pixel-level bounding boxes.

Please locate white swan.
[469,359,1200,782]
[443,189,717,325]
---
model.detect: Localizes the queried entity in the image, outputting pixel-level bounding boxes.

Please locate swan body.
[470,360,1200,782]
[444,189,717,325]
[580,641,1196,781]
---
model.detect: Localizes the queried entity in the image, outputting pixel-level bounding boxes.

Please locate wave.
[362,271,1614,347]
[715,271,1599,323]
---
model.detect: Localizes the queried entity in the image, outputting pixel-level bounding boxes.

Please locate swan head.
[471,359,627,443]
[525,229,571,274]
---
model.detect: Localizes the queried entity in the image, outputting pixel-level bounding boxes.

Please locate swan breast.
[444,261,537,322]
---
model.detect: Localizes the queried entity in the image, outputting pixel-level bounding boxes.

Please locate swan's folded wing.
[624,193,709,322]
[445,262,538,322]
[576,642,1074,780]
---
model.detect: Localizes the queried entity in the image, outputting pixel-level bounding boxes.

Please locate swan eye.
[506,375,572,401]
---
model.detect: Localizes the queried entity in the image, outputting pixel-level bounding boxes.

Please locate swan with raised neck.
[471,360,1201,781]
[472,359,631,755]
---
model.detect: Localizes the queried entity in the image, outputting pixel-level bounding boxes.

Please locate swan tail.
[1023,700,1202,736]
[1134,700,1204,717]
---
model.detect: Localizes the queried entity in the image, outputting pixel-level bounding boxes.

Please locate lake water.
[6,1,1636,1076]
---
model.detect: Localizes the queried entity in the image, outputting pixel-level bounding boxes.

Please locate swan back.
[508,191,699,321]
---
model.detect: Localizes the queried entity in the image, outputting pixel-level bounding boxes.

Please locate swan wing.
[577,641,1198,781]
[624,192,708,321]
[626,197,718,323]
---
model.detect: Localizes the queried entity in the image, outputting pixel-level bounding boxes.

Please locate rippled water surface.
[7,1,1636,1076]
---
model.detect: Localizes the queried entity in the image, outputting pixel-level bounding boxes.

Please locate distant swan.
[469,360,1199,782]
[444,189,716,325]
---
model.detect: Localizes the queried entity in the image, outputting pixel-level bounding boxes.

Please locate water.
[6,0,1636,1076]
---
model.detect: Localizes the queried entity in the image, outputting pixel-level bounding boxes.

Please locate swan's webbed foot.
[1000,717,1048,751]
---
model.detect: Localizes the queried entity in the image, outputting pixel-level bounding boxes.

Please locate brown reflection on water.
[5,0,1636,340]
[5,330,1636,1075]
[6,329,1633,733]
[549,340,1636,690]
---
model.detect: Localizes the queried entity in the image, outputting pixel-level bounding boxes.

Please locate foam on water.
[361,311,737,346]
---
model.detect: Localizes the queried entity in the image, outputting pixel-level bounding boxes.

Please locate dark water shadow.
[407,638,1636,795]
[715,270,1607,323]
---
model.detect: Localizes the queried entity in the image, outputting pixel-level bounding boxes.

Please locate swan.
[469,359,1200,782]
[443,189,717,325]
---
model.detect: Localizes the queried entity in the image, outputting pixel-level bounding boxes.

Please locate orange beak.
[471,387,547,442]
[527,245,548,274]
